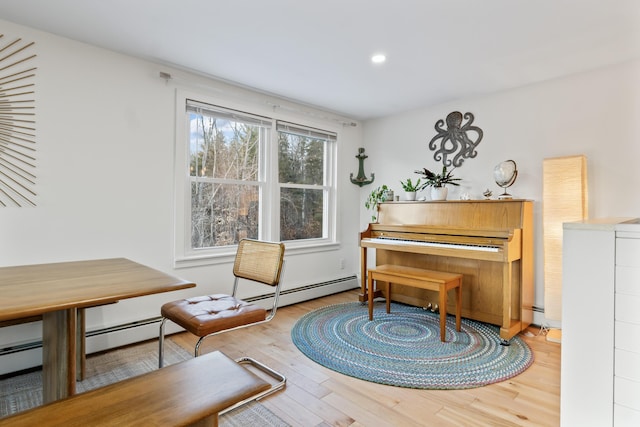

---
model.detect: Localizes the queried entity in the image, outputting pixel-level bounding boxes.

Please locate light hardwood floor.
[169,289,561,427]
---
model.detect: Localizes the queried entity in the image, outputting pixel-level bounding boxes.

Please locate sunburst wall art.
[0,34,36,207]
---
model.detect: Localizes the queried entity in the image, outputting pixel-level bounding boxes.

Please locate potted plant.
[415,166,461,200]
[365,184,389,222]
[399,178,425,201]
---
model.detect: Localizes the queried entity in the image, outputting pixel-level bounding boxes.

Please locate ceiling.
[1,0,639,120]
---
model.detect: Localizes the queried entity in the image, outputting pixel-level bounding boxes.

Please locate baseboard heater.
[0,275,358,358]
[0,318,162,357]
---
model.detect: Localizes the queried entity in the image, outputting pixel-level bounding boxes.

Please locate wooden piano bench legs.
[367,264,463,342]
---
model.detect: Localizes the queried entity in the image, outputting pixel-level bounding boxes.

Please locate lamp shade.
[542,155,588,322]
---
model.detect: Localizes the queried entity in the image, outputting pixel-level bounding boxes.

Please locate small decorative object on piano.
[493,160,518,199]
[415,166,461,188]
[399,178,426,201]
[365,184,389,222]
[415,166,461,201]
[483,189,493,199]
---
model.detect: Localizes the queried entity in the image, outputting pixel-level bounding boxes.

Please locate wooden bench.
[368,264,463,342]
[0,350,271,427]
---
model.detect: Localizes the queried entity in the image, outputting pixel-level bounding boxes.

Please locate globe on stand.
[493,160,518,199]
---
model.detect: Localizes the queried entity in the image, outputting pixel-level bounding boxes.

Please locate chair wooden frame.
[158,239,286,404]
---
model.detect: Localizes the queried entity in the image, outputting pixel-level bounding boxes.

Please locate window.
[278,122,336,242]
[187,101,269,249]
[175,93,338,265]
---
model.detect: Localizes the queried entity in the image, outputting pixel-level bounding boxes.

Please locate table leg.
[76,308,85,381]
[42,308,77,403]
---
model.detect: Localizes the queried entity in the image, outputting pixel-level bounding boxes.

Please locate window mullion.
[264,122,279,241]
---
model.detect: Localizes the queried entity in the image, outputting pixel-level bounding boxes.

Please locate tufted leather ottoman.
[161,294,267,337]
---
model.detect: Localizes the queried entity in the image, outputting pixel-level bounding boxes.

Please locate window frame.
[277,121,337,244]
[173,89,339,268]
[186,100,270,251]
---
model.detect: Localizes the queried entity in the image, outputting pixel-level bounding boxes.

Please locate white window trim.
[173,89,340,268]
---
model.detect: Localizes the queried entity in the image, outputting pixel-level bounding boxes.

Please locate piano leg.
[359,246,368,303]
[500,260,518,342]
[498,258,528,341]
[367,272,375,320]
[361,245,383,303]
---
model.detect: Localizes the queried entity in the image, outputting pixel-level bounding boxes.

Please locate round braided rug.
[291,302,534,389]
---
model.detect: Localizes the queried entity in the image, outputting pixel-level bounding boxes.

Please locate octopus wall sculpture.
[428,111,483,168]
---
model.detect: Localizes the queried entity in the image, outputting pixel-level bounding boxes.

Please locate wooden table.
[0,258,196,403]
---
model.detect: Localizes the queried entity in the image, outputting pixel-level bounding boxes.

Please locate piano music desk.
[368,264,462,342]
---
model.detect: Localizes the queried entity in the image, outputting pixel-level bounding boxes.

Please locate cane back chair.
[158,238,286,402]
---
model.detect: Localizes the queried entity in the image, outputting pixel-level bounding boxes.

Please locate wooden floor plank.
[274,382,355,427]
[168,289,561,426]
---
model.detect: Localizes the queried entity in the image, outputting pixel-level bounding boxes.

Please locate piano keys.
[363,237,500,253]
[360,199,534,342]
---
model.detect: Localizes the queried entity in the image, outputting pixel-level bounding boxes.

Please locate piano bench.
[367,264,463,342]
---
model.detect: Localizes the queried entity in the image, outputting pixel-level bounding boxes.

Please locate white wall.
[0,20,363,370]
[362,58,640,327]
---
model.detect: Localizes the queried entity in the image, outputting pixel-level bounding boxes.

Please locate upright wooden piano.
[360,199,534,342]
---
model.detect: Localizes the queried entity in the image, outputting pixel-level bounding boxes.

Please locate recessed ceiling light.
[371,54,386,64]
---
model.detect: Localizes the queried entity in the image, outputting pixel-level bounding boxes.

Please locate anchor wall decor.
[350,147,374,187]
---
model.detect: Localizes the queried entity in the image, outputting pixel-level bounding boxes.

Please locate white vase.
[404,191,416,201]
[430,187,448,201]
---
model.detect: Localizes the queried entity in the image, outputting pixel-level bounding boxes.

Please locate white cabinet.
[561,219,640,427]
[614,229,640,426]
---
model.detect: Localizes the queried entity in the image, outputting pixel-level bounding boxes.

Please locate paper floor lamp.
[542,155,588,343]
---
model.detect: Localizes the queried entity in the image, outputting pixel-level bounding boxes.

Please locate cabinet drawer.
[616,294,640,324]
[617,238,640,267]
[616,266,640,296]
[615,404,640,427]
[616,349,640,382]
[616,321,640,353]
[615,377,640,411]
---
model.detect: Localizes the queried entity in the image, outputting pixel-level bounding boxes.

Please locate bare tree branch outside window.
[189,112,260,248]
[186,103,335,250]
[278,132,326,241]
